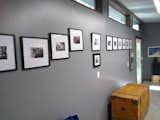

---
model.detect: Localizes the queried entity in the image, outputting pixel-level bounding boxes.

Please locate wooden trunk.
[111,83,150,120]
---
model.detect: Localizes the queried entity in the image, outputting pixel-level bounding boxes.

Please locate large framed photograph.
[93,53,101,67]
[0,34,17,72]
[20,37,50,70]
[49,33,69,60]
[122,39,126,50]
[148,46,160,57]
[106,36,113,51]
[68,28,84,51]
[113,37,118,50]
[118,38,123,50]
[129,49,135,71]
[91,33,101,51]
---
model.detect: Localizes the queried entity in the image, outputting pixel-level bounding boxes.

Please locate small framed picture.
[118,38,123,50]
[126,39,130,50]
[93,53,101,67]
[0,34,17,72]
[113,37,118,50]
[106,36,113,51]
[122,39,126,50]
[20,37,50,70]
[129,40,133,49]
[49,33,69,60]
[68,28,84,51]
[91,33,101,51]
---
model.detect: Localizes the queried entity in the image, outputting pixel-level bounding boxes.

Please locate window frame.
[132,16,141,31]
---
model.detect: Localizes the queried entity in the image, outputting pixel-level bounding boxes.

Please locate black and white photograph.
[106,36,113,51]
[21,37,50,70]
[122,39,126,50]
[118,38,123,50]
[113,37,118,50]
[0,46,7,59]
[68,28,83,51]
[126,39,130,50]
[91,33,101,51]
[93,53,101,67]
[49,33,69,60]
[0,34,17,72]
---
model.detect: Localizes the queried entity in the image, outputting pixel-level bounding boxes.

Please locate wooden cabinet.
[111,83,150,120]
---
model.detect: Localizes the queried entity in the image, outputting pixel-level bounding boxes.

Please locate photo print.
[0,46,7,59]
[56,42,65,51]
[126,39,129,49]
[31,47,44,58]
[21,37,50,70]
[0,34,17,72]
[113,37,118,50]
[118,38,123,50]
[93,53,101,67]
[106,36,113,51]
[49,33,69,60]
[68,28,83,51]
[122,39,126,50]
[91,33,101,51]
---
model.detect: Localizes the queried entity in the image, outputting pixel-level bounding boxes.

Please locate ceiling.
[118,0,160,23]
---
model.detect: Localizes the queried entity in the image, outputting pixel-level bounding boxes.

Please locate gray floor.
[144,82,160,120]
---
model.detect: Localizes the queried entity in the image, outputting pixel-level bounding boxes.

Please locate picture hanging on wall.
[68,28,84,51]
[122,39,126,50]
[93,53,101,67]
[129,49,135,71]
[118,38,123,50]
[0,34,17,72]
[91,33,101,51]
[126,39,130,50]
[129,40,133,49]
[49,33,69,60]
[113,37,118,50]
[148,46,160,57]
[20,37,50,70]
[106,36,113,51]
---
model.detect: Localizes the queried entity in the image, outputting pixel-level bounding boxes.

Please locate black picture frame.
[106,35,113,51]
[93,53,101,68]
[122,39,126,50]
[68,28,84,51]
[117,37,123,50]
[0,34,17,72]
[20,36,50,70]
[112,37,118,50]
[49,33,70,60]
[91,33,101,51]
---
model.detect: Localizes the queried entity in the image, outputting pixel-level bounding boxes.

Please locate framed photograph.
[148,46,160,57]
[49,33,69,60]
[68,28,84,51]
[93,53,101,67]
[118,38,123,50]
[126,39,130,50]
[20,37,50,70]
[106,36,113,51]
[129,49,135,71]
[113,37,118,50]
[91,33,101,51]
[129,40,133,49]
[122,39,126,50]
[0,34,17,72]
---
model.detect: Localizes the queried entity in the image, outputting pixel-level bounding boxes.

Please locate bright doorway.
[136,37,142,84]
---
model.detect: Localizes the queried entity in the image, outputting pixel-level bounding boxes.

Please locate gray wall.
[142,23,160,80]
[0,0,140,120]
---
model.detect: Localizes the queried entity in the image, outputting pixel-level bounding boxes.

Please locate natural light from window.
[108,6,126,24]
[73,0,95,9]
[132,17,140,31]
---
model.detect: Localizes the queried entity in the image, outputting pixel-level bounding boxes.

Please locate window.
[132,17,140,31]
[73,0,96,9]
[108,5,126,24]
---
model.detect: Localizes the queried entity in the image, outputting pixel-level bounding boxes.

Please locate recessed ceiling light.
[154,0,160,14]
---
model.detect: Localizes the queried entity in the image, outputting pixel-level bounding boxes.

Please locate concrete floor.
[144,82,160,120]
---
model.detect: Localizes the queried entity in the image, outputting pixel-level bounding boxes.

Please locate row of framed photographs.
[0,28,133,72]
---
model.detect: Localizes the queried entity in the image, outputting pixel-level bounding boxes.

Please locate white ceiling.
[118,0,160,23]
